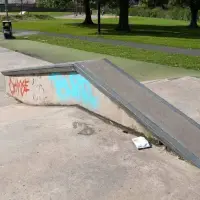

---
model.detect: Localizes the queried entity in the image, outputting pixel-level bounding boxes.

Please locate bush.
[129,6,194,21]
[0,13,54,21]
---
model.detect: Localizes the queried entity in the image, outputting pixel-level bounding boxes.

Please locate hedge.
[0,13,54,21]
[110,6,199,21]
[128,7,194,21]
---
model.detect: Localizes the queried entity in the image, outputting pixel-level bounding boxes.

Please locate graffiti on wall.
[49,73,99,109]
[31,78,46,101]
[9,78,29,96]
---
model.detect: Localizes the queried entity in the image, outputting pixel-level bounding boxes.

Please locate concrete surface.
[3,105,200,200]
[0,47,50,107]
[55,14,118,20]
[0,48,50,71]
[1,47,200,199]
[14,30,40,37]
[144,77,200,124]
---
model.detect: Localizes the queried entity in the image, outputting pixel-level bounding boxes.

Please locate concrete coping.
[1,60,94,76]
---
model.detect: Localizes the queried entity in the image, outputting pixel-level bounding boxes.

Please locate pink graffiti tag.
[9,78,30,96]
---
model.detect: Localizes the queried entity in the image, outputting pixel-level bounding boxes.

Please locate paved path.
[55,14,117,20]
[1,46,200,199]
[14,30,200,56]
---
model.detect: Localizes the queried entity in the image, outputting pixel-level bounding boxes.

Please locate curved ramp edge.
[2,59,200,168]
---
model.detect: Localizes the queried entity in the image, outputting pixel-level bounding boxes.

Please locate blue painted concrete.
[49,73,99,109]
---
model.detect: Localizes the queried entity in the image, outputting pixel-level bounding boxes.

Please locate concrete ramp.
[2,59,200,168]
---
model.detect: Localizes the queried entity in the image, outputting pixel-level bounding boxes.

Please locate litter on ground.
[132,136,151,150]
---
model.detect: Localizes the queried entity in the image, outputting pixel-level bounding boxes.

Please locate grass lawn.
[16,34,200,71]
[28,12,72,17]
[12,16,200,49]
[1,39,200,81]
[7,12,72,17]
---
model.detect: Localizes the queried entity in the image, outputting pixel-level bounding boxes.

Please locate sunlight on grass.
[12,16,200,49]
[19,34,200,71]
[8,11,72,17]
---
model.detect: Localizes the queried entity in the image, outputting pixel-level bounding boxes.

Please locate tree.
[97,0,130,31]
[116,0,130,31]
[36,0,72,9]
[83,0,94,24]
[168,0,200,28]
[139,0,167,7]
[189,0,200,28]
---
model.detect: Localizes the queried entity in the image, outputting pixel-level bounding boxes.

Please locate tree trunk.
[83,0,93,25]
[189,0,198,28]
[116,0,130,32]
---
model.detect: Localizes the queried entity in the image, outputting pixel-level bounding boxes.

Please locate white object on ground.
[132,136,151,150]
[19,11,27,15]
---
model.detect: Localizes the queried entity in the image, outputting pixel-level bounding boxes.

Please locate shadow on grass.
[70,22,200,39]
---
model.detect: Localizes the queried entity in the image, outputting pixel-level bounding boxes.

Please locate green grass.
[8,11,72,17]
[28,12,72,17]
[12,16,200,49]
[17,34,200,71]
[1,39,200,81]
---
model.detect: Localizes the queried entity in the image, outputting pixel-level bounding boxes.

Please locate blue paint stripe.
[49,73,99,109]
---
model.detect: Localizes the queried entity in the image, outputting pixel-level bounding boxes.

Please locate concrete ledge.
[2,62,76,76]
[1,60,95,76]
[3,59,200,168]
[3,72,149,136]
[1,59,149,136]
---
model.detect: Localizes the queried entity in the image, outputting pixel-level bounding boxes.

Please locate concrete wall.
[5,73,149,134]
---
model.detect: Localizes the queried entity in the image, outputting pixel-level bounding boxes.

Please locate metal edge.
[103,58,200,131]
[1,62,76,76]
[74,61,200,168]
[1,60,95,76]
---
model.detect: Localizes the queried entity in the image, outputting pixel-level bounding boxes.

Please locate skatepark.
[1,44,200,199]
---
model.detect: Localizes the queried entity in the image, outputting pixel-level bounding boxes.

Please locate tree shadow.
[69,22,200,40]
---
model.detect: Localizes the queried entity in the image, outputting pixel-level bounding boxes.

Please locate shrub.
[129,6,194,21]
[0,13,54,21]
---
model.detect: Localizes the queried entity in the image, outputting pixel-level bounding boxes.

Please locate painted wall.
[5,73,148,134]
[49,73,99,110]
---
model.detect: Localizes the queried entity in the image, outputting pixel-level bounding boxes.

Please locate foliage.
[168,0,200,8]
[36,0,73,9]
[129,6,193,20]
[139,0,168,7]
[137,0,200,9]
[168,0,187,6]
[0,13,54,21]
